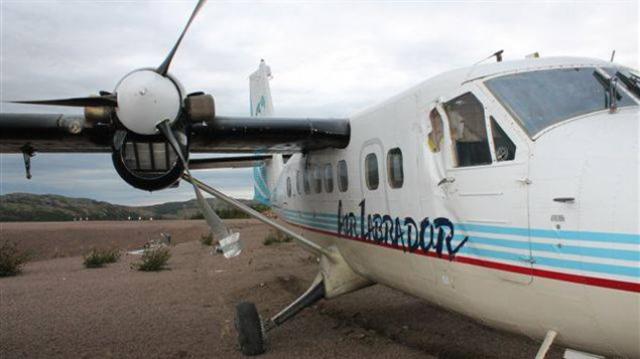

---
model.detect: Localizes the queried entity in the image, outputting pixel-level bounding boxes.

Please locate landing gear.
[235,276,325,356]
[234,247,372,356]
[235,302,265,356]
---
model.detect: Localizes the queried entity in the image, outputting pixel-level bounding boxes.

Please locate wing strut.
[182,173,333,258]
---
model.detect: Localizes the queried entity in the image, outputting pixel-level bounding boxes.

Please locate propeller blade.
[10,95,117,108]
[156,0,207,76]
[156,120,239,256]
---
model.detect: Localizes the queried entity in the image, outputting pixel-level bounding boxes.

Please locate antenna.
[464,49,504,82]
[471,49,504,66]
[494,50,504,62]
[610,50,616,62]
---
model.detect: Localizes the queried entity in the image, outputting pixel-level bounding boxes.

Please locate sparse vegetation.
[262,231,293,246]
[251,204,271,213]
[200,233,213,246]
[0,240,31,277]
[133,247,171,271]
[83,248,121,268]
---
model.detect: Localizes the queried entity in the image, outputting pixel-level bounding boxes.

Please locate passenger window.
[337,160,348,192]
[387,148,404,188]
[296,171,302,195]
[365,153,379,190]
[313,165,322,193]
[444,92,492,167]
[324,164,334,193]
[490,117,516,162]
[286,177,292,197]
[303,168,311,194]
[427,108,444,153]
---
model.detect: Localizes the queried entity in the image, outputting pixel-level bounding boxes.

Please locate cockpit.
[484,66,639,138]
[426,64,639,170]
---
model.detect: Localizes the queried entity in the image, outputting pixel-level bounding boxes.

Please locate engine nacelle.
[112,130,187,191]
[109,91,212,192]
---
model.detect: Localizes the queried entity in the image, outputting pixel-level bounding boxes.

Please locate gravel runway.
[0,220,564,358]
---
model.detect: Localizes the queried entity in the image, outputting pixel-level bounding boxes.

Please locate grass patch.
[262,231,293,246]
[83,248,121,268]
[0,241,31,277]
[133,247,171,272]
[200,233,213,246]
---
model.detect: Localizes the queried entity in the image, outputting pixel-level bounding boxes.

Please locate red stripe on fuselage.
[283,219,640,293]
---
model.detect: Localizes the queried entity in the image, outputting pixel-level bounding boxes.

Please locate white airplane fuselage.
[262,57,639,357]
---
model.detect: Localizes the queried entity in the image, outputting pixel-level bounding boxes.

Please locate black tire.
[235,302,265,356]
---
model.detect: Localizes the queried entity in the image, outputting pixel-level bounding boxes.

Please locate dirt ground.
[0,219,565,359]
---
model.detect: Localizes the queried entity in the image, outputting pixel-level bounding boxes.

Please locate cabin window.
[337,160,349,192]
[427,108,444,153]
[365,153,379,190]
[324,164,334,193]
[313,165,322,193]
[303,167,311,194]
[490,117,516,162]
[286,177,292,197]
[296,170,302,195]
[387,148,404,188]
[444,92,492,167]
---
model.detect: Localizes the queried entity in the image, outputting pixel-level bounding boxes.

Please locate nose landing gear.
[235,302,266,356]
[235,276,325,356]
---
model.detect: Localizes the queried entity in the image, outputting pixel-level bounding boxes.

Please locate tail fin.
[250,59,274,117]
[250,60,283,206]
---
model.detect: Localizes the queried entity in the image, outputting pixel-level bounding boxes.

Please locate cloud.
[1,0,637,205]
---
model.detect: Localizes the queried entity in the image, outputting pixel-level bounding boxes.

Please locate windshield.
[484,67,638,137]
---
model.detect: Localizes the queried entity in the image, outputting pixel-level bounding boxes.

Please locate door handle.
[553,197,575,203]
[437,177,455,186]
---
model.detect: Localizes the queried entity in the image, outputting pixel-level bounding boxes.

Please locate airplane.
[1,1,638,358]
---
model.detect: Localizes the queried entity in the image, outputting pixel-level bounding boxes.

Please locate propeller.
[156,120,241,258]
[8,0,239,255]
[157,0,207,76]
[9,94,117,108]
[7,0,208,136]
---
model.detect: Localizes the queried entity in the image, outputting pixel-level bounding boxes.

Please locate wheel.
[235,301,265,356]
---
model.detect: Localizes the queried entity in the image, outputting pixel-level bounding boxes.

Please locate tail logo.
[253,96,266,116]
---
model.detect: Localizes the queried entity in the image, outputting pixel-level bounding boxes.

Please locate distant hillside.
[0,193,267,222]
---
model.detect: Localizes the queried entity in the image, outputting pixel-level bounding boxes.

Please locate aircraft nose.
[534,107,639,235]
[578,111,638,235]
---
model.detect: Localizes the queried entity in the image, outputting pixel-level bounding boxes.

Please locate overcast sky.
[1,0,637,205]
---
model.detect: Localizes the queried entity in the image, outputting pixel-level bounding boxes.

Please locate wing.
[0,113,350,154]
[0,113,111,153]
[190,116,350,153]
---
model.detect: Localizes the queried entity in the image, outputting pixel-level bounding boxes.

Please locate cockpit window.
[443,92,492,167]
[490,117,515,161]
[485,67,638,137]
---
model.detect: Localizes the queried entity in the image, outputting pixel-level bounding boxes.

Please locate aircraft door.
[438,85,533,284]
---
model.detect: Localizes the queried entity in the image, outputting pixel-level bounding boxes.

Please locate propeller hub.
[115,69,181,135]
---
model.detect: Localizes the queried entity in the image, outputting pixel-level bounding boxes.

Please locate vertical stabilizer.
[250,59,274,117]
[250,60,283,206]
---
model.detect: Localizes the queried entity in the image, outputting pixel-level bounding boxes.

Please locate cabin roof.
[351,56,613,118]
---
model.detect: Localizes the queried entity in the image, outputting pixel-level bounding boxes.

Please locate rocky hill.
[0,193,266,222]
